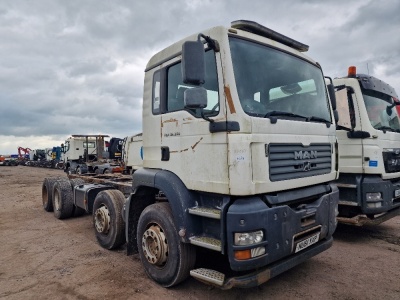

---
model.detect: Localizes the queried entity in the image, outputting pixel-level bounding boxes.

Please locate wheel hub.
[142,225,168,266]
[94,205,110,234]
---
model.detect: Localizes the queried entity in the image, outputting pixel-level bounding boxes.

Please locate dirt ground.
[0,166,399,300]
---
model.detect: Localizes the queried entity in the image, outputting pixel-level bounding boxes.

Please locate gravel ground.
[0,166,399,299]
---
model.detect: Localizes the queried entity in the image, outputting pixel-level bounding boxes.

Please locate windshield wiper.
[375,126,400,133]
[306,116,331,125]
[264,111,331,127]
[264,111,306,119]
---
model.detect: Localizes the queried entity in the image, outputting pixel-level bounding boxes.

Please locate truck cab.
[334,67,400,225]
[63,134,109,174]
[125,20,339,288]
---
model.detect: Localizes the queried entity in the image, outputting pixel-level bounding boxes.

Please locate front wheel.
[137,202,196,287]
[92,190,125,249]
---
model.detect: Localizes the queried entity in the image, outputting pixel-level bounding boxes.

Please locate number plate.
[295,233,320,253]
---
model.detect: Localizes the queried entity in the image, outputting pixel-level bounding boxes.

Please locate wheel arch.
[126,168,198,255]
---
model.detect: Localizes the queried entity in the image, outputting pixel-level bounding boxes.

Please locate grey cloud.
[0,0,399,153]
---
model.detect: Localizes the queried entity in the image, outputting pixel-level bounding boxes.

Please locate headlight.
[234,230,263,246]
[366,192,382,202]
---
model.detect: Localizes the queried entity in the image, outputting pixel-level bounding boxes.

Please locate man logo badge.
[294,150,317,160]
[303,161,312,172]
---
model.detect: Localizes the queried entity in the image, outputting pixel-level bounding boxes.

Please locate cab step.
[188,206,221,219]
[189,236,221,251]
[190,268,225,286]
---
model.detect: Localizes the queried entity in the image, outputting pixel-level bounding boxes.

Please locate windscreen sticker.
[369,160,378,167]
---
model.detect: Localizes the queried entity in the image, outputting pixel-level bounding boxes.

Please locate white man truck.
[41,20,339,289]
[334,66,400,225]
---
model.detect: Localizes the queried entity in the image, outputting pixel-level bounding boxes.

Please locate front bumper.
[225,184,338,272]
[191,237,333,289]
[361,175,400,214]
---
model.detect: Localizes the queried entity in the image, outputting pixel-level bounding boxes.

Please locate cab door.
[159,50,229,194]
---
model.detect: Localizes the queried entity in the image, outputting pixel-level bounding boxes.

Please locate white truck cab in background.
[334,66,400,225]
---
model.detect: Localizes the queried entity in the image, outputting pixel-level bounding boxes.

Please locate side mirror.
[385,101,400,116]
[335,87,353,130]
[327,83,336,110]
[347,130,371,139]
[181,40,205,85]
[184,87,207,109]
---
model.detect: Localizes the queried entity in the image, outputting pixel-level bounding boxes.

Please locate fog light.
[366,192,382,202]
[394,189,400,198]
[234,230,263,246]
[234,247,266,260]
[367,202,382,209]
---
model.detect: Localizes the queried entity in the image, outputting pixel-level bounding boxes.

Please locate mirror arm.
[198,34,220,52]
[200,110,214,123]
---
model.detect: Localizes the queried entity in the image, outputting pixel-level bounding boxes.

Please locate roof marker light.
[348,66,357,77]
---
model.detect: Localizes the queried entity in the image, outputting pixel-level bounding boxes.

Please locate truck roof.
[345,74,398,98]
[145,20,315,72]
[71,135,110,138]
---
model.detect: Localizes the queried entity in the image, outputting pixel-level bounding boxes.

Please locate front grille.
[269,144,332,182]
[383,149,400,173]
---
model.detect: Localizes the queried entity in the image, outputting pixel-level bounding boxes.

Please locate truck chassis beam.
[337,207,400,226]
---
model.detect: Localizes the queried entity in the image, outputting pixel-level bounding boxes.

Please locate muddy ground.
[0,166,399,300]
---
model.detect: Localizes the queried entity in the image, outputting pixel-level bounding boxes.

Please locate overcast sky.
[0,0,399,155]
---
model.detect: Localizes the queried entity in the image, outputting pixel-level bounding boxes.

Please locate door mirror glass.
[336,88,352,130]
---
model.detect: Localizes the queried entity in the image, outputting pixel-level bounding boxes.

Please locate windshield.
[229,37,331,122]
[363,88,400,131]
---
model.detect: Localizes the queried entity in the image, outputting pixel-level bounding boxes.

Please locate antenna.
[367,63,370,75]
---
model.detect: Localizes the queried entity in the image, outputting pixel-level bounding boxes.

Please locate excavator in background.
[17,147,32,165]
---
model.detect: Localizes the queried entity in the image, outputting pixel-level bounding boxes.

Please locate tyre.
[137,202,196,287]
[70,178,86,217]
[93,190,125,249]
[41,177,59,212]
[42,177,68,212]
[52,178,74,219]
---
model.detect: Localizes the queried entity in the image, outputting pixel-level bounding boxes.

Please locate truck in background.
[42,20,339,289]
[62,135,123,174]
[0,155,18,166]
[121,133,143,174]
[334,66,400,225]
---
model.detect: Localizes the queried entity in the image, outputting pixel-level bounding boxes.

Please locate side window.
[83,142,95,148]
[152,71,161,115]
[166,50,219,117]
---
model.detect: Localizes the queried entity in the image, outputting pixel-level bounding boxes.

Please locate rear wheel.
[42,177,59,212]
[52,178,74,219]
[137,202,196,287]
[93,190,125,249]
[42,177,68,212]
